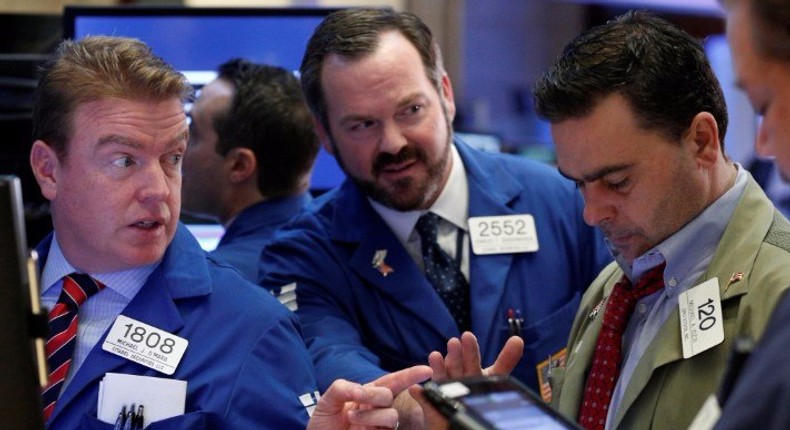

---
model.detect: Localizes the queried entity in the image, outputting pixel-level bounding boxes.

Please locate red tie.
[577,263,666,430]
[41,273,105,421]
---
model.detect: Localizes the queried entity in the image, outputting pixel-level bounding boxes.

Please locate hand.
[408,384,449,430]
[306,365,432,430]
[428,331,524,380]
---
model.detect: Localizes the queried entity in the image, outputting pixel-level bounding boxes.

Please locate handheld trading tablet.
[423,375,582,430]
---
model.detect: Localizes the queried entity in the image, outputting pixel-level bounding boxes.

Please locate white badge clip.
[102,315,189,375]
[467,214,539,255]
[679,278,724,359]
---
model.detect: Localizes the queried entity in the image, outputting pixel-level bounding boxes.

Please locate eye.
[349,120,376,132]
[606,178,629,191]
[398,104,424,120]
[111,155,134,168]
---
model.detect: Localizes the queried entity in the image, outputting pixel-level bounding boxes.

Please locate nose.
[581,186,615,227]
[137,162,171,203]
[379,121,408,154]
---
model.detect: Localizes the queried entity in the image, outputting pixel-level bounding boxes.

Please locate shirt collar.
[371,144,469,243]
[41,233,158,301]
[618,163,746,287]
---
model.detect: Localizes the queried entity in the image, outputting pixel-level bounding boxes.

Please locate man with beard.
[258,7,611,428]
[532,10,790,430]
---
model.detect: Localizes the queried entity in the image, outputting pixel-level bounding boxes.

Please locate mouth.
[602,228,632,248]
[131,219,166,231]
[379,158,417,175]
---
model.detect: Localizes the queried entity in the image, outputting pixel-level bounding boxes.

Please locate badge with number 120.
[679,278,724,359]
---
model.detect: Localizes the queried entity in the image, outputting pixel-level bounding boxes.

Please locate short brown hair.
[32,36,194,159]
[299,8,442,132]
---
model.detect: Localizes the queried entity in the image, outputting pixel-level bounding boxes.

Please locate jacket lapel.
[329,181,457,338]
[559,268,620,417]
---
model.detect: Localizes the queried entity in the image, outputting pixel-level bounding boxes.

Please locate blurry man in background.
[183,59,318,282]
[711,1,790,428]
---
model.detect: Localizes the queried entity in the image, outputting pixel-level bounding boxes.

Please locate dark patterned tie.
[416,212,471,332]
[41,273,105,421]
[577,263,666,430]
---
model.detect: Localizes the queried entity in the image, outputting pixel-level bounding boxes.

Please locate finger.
[461,331,483,376]
[484,335,525,376]
[368,365,433,396]
[346,406,399,429]
[429,351,448,380]
[312,379,363,416]
[444,337,464,378]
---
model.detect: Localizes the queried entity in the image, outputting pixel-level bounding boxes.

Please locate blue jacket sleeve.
[259,219,388,391]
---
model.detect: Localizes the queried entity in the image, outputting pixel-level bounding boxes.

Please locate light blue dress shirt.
[605,164,747,430]
[40,235,156,392]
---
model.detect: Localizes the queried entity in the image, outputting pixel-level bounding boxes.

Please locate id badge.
[468,214,539,255]
[679,278,724,359]
[102,315,189,375]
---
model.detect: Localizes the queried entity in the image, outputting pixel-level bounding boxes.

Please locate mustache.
[372,146,426,175]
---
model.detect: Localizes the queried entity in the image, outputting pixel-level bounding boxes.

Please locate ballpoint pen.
[122,404,135,430]
[113,405,126,430]
[134,404,145,430]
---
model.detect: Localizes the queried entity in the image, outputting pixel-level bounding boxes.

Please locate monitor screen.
[63,6,346,194]
[0,176,46,430]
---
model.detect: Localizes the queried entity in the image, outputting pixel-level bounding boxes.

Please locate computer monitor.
[0,176,46,430]
[62,5,346,194]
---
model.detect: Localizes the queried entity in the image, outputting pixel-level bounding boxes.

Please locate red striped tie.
[41,273,105,421]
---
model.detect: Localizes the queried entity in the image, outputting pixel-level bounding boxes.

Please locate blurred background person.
[712,0,790,428]
[183,58,319,282]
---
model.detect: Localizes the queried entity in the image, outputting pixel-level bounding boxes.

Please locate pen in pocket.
[114,403,145,430]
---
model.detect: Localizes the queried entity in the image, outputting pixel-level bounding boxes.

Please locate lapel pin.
[372,249,394,277]
[589,295,607,320]
[726,271,744,290]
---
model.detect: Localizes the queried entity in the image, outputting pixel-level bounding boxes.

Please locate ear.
[440,73,456,122]
[29,140,60,201]
[226,147,257,184]
[313,116,334,155]
[684,112,721,167]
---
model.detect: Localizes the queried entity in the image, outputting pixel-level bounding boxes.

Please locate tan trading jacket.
[552,175,790,430]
